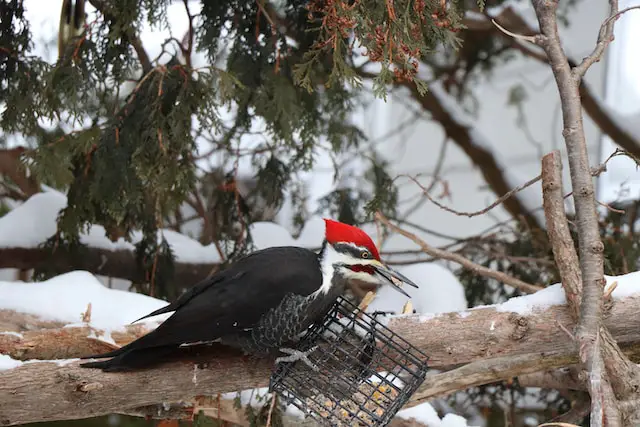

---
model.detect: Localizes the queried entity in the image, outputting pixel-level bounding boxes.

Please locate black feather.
[81,246,325,370]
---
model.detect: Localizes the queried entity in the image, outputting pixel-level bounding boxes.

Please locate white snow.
[0,192,334,266]
[0,354,23,370]
[397,403,471,426]
[0,191,224,264]
[367,262,467,315]
[0,270,169,329]
[0,357,80,371]
[0,331,23,338]
[0,191,67,248]
[495,272,640,315]
[495,283,566,314]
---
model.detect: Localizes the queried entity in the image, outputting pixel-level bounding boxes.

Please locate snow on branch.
[3,271,640,424]
[0,191,325,284]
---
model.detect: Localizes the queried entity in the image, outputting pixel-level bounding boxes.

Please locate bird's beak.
[370,260,419,298]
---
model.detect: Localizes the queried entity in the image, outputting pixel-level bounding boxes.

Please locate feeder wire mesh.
[269,296,429,426]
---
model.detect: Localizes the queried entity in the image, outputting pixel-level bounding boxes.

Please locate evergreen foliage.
[0,0,465,299]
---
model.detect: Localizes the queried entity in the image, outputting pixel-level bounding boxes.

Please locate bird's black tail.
[80,345,179,372]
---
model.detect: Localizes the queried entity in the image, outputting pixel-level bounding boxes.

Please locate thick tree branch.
[0,246,213,286]
[375,212,542,293]
[4,292,640,425]
[0,147,39,199]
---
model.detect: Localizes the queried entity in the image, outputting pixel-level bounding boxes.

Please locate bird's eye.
[361,251,370,259]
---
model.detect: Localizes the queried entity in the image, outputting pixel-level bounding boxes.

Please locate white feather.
[314,244,378,296]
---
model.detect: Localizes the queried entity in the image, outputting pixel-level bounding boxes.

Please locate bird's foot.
[276,346,320,372]
[371,310,395,317]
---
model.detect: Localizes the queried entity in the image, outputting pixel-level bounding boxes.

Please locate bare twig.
[181,0,194,68]
[572,1,620,79]
[401,173,542,219]
[375,212,542,294]
[265,393,277,427]
[491,19,537,43]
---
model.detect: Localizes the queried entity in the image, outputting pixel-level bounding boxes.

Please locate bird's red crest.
[323,219,380,260]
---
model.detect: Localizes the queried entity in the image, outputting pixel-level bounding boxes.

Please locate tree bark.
[541,150,582,318]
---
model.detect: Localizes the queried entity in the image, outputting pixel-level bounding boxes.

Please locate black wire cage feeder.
[269,296,429,427]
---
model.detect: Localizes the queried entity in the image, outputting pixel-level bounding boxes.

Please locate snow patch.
[0,271,169,329]
[607,271,640,298]
[0,356,81,371]
[366,262,467,315]
[496,283,566,314]
[0,331,23,338]
[397,403,470,426]
[495,273,640,315]
[87,329,116,346]
[0,354,23,371]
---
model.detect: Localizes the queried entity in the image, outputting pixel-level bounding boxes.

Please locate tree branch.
[375,212,542,294]
[541,150,582,319]
[0,246,213,286]
[4,292,640,425]
[87,0,153,73]
[0,147,39,199]
[572,1,619,79]
[532,1,636,424]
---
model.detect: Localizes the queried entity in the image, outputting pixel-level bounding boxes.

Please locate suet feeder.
[269,297,429,426]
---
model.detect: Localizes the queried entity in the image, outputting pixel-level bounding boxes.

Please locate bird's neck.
[313,242,345,297]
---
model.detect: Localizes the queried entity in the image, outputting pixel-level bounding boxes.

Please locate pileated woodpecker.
[80,219,418,371]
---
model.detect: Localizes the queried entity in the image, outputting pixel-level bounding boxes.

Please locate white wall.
[599,0,640,203]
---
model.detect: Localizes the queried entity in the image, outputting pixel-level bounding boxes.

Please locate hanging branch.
[375,212,542,294]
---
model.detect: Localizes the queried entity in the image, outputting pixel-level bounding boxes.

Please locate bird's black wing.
[84,246,322,358]
[130,268,243,324]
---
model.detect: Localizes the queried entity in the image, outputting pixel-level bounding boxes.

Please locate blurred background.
[1,0,640,425]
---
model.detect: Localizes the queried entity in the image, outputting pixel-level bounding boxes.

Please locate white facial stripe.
[313,244,381,296]
[342,269,380,284]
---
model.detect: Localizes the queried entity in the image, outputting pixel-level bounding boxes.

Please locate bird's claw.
[276,346,320,372]
[371,310,394,318]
